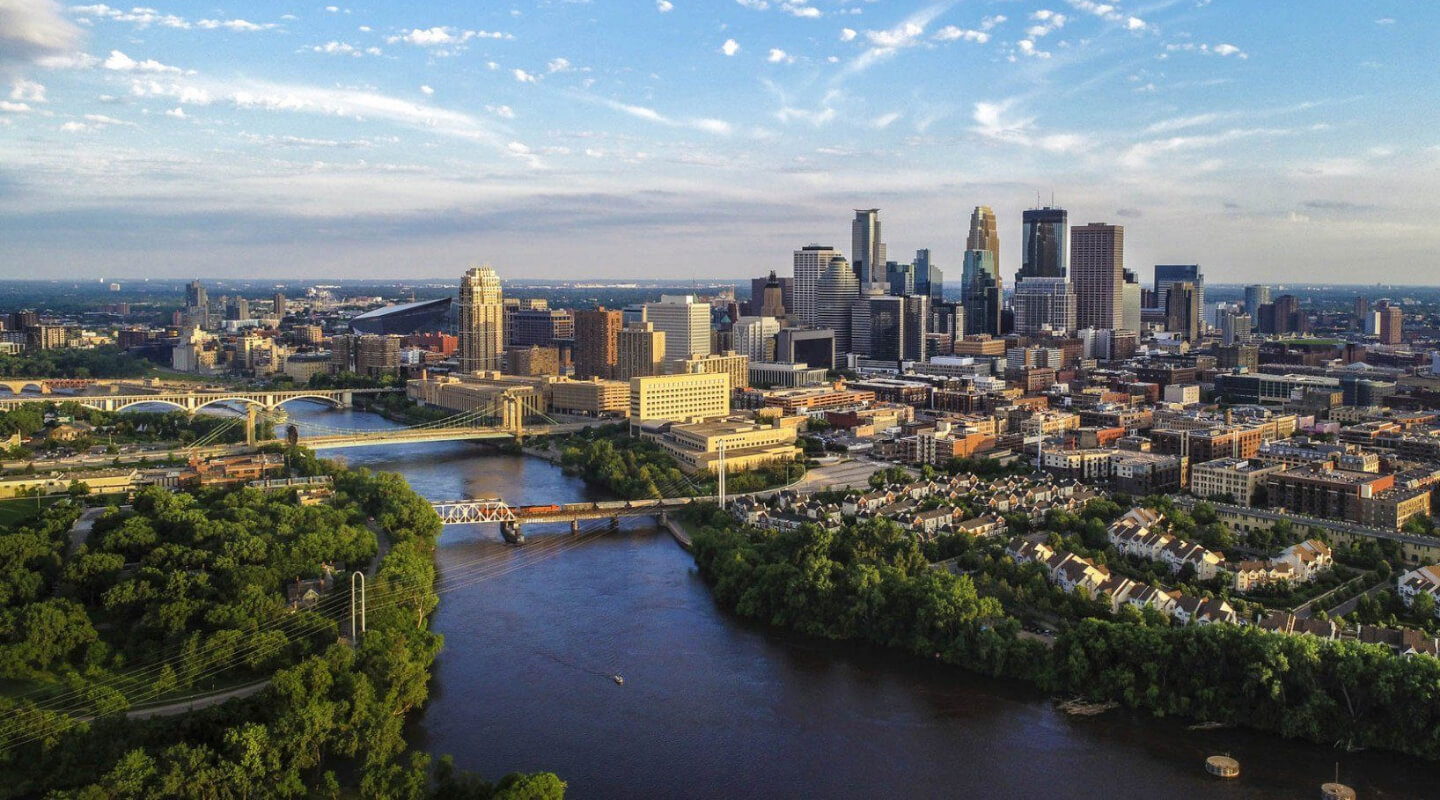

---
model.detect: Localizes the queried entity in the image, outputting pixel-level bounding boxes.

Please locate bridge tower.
[501,393,524,441]
[245,406,258,447]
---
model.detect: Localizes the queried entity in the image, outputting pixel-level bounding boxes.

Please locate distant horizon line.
[0,278,1437,290]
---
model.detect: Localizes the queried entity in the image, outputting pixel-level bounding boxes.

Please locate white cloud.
[767,48,791,63]
[1017,39,1050,59]
[1065,0,1147,31]
[970,98,1082,152]
[657,0,673,11]
[1166,42,1248,59]
[196,19,274,32]
[1,0,82,63]
[735,0,768,8]
[358,25,371,32]
[83,112,135,128]
[872,111,900,128]
[933,26,989,44]
[60,120,88,131]
[840,28,856,42]
[782,3,820,18]
[593,96,731,135]
[0,100,32,112]
[11,79,46,102]
[721,38,740,56]
[387,27,512,47]
[104,50,184,74]
[980,15,1006,31]
[34,51,99,69]
[310,41,366,56]
[513,68,537,83]
[546,57,571,73]
[1375,17,1395,25]
[164,106,185,118]
[844,6,948,76]
[70,5,277,33]
[486,104,514,119]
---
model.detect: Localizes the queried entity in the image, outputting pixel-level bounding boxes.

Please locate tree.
[1412,592,1436,621]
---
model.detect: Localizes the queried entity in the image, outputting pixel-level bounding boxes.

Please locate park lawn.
[0,496,61,529]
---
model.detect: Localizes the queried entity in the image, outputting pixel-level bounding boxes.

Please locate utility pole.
[716,442,726,508]
[350,571,366,643]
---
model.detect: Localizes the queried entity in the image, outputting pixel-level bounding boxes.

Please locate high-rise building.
[966,206,1000,268]
[186,280,207,309]
[615,322,665,381]
[1164,281,1201,342]
[574,308,622,379]
[629,371,730,431]
[1378,302,1403,345]
[225,297,249,322]
[1219,309,1251,345]
[851,292,905,362]
[458,265,505,373]
[273,293,286,316]
[793,244,840,325]
[1013,278,1077,335]
[1244,285,1271,326]
[1071,223,1125,331]
[758,272,786,318]
[1154,264,1204,321]
[732,316,780,363]
[914,248,944,303]
[816,255,859,354]
[903,295,929,364]
[1352,296,1371,330]
[506,307,574,347]
[851,209,886,287]
[960,249,1001,336]
[643,294,711,365]
[884,261,916,296]
[1019,206,1067,282]
[1122,270,1142,333]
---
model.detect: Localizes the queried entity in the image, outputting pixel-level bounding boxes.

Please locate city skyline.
[0,1,1436,282]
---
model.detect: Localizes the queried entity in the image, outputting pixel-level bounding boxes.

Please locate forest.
[687,504,1440,761]
[0,346,157,380]
[0,457,565,798]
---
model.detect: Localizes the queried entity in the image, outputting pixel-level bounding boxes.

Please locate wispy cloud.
[591,96,731,135]
[970,98,1084,153]
[0,0,81,63]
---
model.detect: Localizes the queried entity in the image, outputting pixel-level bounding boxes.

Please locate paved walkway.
[66,507,106,555]
[123,679,271,720]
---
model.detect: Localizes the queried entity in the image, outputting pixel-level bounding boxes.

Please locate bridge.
[0,378,98,395]
[291,421,597,450]
[0,387,399,414]
[431,497,701,543]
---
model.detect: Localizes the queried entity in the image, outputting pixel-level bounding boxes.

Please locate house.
[1396,565,1440,618]
[1231,559,1297,592]
[1256,610,1340,639]
[1274,539,1334,582]
[1173,595,1237,626]
[1125,583,1178,615]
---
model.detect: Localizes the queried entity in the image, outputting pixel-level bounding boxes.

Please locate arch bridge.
[0,387,398,414]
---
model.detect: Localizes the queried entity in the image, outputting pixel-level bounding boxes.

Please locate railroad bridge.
[430,497,699,543]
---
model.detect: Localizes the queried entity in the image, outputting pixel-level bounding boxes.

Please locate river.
[280,401,1434,799]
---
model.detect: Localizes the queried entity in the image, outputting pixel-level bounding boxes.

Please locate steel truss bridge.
[430,497,700,543]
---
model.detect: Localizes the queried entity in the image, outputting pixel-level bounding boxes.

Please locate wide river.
[282,401,1433,799]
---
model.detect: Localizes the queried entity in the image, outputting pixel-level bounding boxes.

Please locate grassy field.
[0,496,61,528]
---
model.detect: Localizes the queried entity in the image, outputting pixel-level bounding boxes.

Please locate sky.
[0,0,1436,285]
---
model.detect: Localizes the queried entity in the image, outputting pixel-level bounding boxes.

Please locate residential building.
[794,244,842,325]
[574,308,622,379]
[1190,458,1285,506]
[615,322,665,381]
[458,265,505,373]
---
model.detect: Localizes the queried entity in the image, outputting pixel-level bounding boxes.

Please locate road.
[123,679,271,720]
[66,507,106,555]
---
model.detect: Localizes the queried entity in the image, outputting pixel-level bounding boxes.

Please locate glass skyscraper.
[1019,206,1068,283]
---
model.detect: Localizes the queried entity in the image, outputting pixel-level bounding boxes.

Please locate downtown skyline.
[0,0,1436,283]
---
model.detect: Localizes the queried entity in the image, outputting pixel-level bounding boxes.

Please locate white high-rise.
[1013,278,1078,335]
[459,265,504,373]
[643,294,711,365]
[793,244,841,326]
[732,316,780,363]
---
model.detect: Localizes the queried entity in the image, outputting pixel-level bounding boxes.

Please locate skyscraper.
[961,249,1002,336]
[643,294,711,365]
[1154,264,1205,321]
[914,248,944,302]
[1071,223,1125,331]
[966,206,1000,268]
[458,265,505,373]
[1244,284,1271,316]
[816,255,859,354]
[574,308,622,379]
[884,261,916,296]
[272,293,285,316]
[1378,302,1403,345]
[1012,278,1077,335]
[1019,206,1067,282]
[793,244,841,325]
[732,316,780,363]
[1122,269,1142,333]
[1164,281,1201,342]
[851,209,886,287]
[758,272,786,318]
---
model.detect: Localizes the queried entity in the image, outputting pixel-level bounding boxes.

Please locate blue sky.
[0,0,1435,284]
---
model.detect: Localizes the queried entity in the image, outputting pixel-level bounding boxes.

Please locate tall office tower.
[792,244,840,325]
[1219,308,1250,345]
[1352,296,1371,330]
[816,255,859,354]
[1018,206,1067,282]
[185,280,208,323]
[851,209,886,287]
[1378,302,1403,345]
[1154,264,1205,320]
[732,316,780,363]
[885,261,916,296]
[1164,281,1201,341]
[914,249,944,303]
[1071,223,1125,331]
[966,206,1000,267]
[1244,284,1271,320]
[758,271,787,318]
[1122,270,1142,333]
[643,294,711,365]
[960,249,1002,336]
[851,293,907,362]
[574,308,622,379]
[458,265,505,373]
[272,293,285,316]
[507,307,574,347]
[1262,294,1301,335]
[615,322,665,380]
[902,295,929,364]
[930,302,964,345]
[1013,278,1078,335]
[226,297,249,322]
